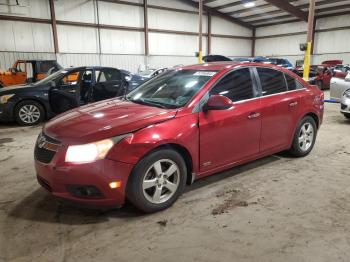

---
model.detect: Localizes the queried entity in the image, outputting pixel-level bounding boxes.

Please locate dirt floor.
[1,91,350,262]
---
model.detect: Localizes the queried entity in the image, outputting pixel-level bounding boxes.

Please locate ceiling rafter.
[179,0,254,29]
[214,0,257,11]
[263,0,308,21]
[242,0,348,21]
[250,1,350,25]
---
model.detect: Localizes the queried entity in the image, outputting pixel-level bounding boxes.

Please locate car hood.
[0,84,47,94]
[44,99,178,144]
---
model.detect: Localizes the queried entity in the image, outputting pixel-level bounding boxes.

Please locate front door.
[92,68,124,102]
[199,67,262,172]
[50,70,84,114]
[256,67,301,153]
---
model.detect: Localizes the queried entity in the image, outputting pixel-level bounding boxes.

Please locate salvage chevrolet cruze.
[35,62,324,213]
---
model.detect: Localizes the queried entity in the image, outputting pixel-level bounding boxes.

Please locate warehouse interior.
[1,0,350,261]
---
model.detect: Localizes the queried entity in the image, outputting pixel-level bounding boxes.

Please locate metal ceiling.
[192,0,350,28]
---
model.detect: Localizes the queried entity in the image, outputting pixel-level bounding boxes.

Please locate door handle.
[248,112,260,119]
[289,101,298,107]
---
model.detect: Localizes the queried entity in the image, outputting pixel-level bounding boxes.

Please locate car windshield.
[126,69,217,109]
[32,69,69,86]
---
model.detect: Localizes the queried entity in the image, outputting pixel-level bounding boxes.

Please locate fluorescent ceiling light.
[243,2,255,8]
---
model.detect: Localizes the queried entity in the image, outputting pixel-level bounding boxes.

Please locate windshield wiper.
[128,98,169,109]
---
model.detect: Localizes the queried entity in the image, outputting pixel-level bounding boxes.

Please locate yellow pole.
[303,41,312,80]
[198,0,203,64]
[303,0,315,81]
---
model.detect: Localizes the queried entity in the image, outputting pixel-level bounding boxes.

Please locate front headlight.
[343,89,350,99]
[65,134,131,163]
[0,94,15,104]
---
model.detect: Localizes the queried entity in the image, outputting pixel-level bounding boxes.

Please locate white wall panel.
[98,2,143,27]
[56,53,100,67]
[101,54,146,72]
[0,21,53,52]
[211,37,252,57]
[211,16,252,37]
[255,35,306,57]
[55,0,96,23]
[149,33,207,56]
[148,9,207,33]
[57,25,99,53]
[0,0,50,18]
[147,55,197,69]
[256,21,307,37]
[100,29,144,54]
[317,14,350,30]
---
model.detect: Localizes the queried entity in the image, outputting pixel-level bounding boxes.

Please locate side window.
[285,73,304,90]
[210,68,254,102]
[61,71,80,86]
[257,68,287,96]
[96,69,121,83]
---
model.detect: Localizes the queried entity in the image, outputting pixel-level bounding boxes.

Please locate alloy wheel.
[142,159,180,204]
[18,104,41,124]
[298,122,314,152]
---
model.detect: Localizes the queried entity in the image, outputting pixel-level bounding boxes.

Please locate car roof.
[63,66,118,71]
[178,61,290,72]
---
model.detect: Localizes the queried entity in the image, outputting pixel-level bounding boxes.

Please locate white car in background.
[340,88,350,119]
[330,72,350,102]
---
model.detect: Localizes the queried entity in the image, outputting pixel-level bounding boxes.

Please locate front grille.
[34,133,61,164]
[37,176,52,192]
[341,103,347,110]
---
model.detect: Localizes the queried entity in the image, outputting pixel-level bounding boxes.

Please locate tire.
[343,113,350,119]
[288,116,317,157]
[14,100,45,126]
[127,149,187,213]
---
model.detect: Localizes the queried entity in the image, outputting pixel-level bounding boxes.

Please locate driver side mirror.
[203,95,233,112]
[10,68,17,74]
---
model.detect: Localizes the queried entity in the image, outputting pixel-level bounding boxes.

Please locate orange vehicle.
[0,60,62,88]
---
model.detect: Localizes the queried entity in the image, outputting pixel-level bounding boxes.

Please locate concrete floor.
[1,91,350,262]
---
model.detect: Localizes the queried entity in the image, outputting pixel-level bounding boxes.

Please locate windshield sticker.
[193,71,216,77]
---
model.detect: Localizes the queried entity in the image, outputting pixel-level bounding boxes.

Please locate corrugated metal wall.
[255,14,350,65]
[0,0,253,73]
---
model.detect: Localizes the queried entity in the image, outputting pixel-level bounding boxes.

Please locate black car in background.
[0,66,146,125]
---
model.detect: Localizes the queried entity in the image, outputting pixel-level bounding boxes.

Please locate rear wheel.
[14,100,45,126]
[288,116,317,157]
[127,149,187,213]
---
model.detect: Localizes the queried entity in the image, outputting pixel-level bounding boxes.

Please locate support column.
[207,11,211,55]
[303,0,316,80]
[49,0,59,54]
[198,0,203,63]
[251,28,256,57]
[95,0,102,65]
[144,0,149,56]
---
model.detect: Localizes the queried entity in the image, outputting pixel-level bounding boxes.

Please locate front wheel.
[343,113,350,119]
[288,116,317,157]
[14,100,45,126]
[127,149,187,213]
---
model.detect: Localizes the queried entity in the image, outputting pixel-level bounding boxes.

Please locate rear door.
[92,68,124,101]
[199,67,262,171]
[255,67,301,153]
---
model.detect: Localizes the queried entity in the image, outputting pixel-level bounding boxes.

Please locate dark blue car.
[0,66,147,125]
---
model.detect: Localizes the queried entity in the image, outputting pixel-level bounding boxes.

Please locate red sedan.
[35,62,324,212]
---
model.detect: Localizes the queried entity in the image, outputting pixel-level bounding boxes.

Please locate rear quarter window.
[257,67,287,96]
[285,73,304,90]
